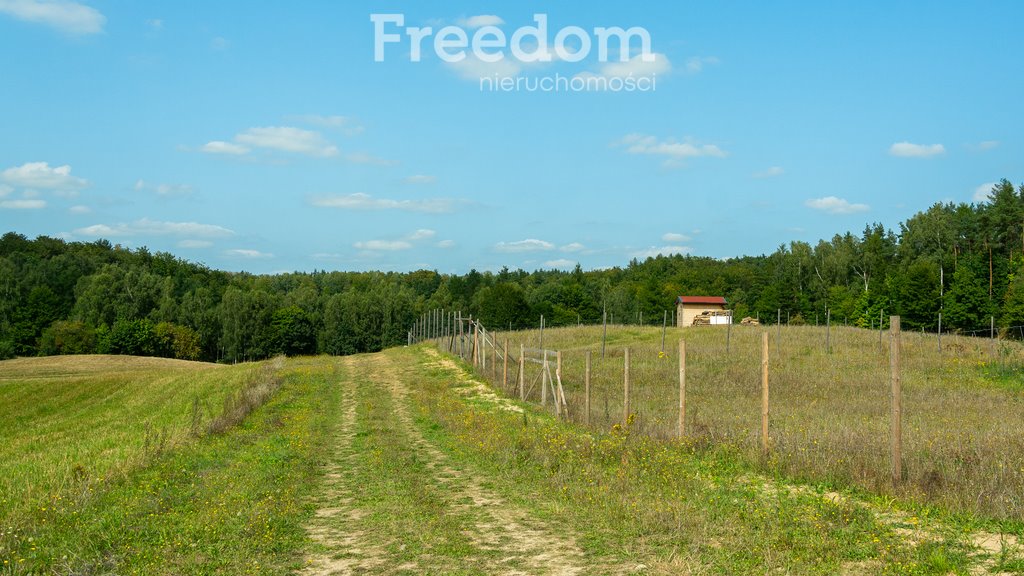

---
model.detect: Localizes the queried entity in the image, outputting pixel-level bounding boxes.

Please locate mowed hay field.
[0,354,336,574]
[0,356,247,527]
[476,323,1024,520]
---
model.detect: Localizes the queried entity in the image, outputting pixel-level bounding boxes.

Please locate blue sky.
[0,1,1021,274]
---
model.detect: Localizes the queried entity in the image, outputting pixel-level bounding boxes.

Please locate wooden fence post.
[541,349,548,406]
[623,347,631,426]
[503,338,509,391]
[556,350,566,418]
[491,332,497,381]
[761,332,769,456]
[679,339,686,439]
[890,315,902,484]
[519,343,525,401]
[584,350,591,427]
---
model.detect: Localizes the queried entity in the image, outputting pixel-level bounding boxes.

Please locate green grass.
[5,342,1022,574]
[0,355,338,575]
[403,344,1002,574]
[451,323,1024,521]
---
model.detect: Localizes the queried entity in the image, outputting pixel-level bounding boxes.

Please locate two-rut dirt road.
[300,351,607,576]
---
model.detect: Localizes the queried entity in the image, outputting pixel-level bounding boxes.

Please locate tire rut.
[301,361,388,575]
[365,352,589,576]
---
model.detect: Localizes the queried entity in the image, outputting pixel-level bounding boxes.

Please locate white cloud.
[200,140,250,155]
[0,184,11,197]
[685,56,719,74]
[617,134,727,160]
[73,218,234,238]
[225,249,273,259]
[210,36,229,50]
[354,240,412,251]
[457,14,504,28]
[595,52,672,79]
[889,141,945,158]
[2,161,87,190]
[146,18,161,30]
[407,229,436,241]
[0,199,46,209]
[662,232,690,243]
[68,204,90,214]
[310,193,455,213]
[494,239,554,253]
[178,239,213,249]
[973,182,998,203]
[977,140,999,151]
[292,114,363,135]
[560,242,585,253]
[805,196,870,215]
[544,258,576,269]
[235,126,338,157]
[753,166,784,178]
[448,54,522,80]
[403,174,437,185]
[632,245,692,259]
[345,152,398,166]
[436,239,456,249]
[134,179,193,197]
[0,0,105,34]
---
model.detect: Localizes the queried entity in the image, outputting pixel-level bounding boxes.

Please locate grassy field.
[4,341,1024,574]
[0,355,337,574]
[455,323,1024,521]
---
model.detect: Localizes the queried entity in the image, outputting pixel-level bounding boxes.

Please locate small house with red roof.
[676,296,728,327]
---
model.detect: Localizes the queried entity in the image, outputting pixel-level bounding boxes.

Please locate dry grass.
[455,323,1024,520]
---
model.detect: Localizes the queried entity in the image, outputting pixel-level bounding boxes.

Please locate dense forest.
[3,179,1024,362]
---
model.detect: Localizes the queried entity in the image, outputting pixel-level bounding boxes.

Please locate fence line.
[409,309,1024,501]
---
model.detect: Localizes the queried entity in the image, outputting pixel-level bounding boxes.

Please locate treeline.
[2,179,1024,362]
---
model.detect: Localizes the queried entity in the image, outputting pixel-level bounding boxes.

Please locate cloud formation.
[310,193,455,213]
[618,134,727,160]
[805,196,870,214]
[494,239,554,253]
[354,240,413,251]
[889,141,945,158]
[73,218,235,238]
[0,0,105,34]
[2,161,87,190]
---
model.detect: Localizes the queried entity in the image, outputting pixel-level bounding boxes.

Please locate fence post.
[890,315,902,485]
[491,332,497,382]
[623,347,631,426]
[726,311,732,354]
[585,350,591,427]
[776,308,782,355]
[541,349,548,406]
[661,310,667,353]
[502,338,509,391]
[679,339,686,439]
[602,307,607,359]
[519,343,525,401]
[556,350,565,418]
[937,312,942,353]
[826,308,831,354]
[761,332,769,456]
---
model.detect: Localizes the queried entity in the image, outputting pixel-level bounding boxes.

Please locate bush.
[38,320,97,355]
[154,322,202,361]
[0,339,15,360]
[101,318,157,356]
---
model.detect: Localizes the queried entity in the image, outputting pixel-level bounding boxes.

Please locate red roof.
[677,296,727,305]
